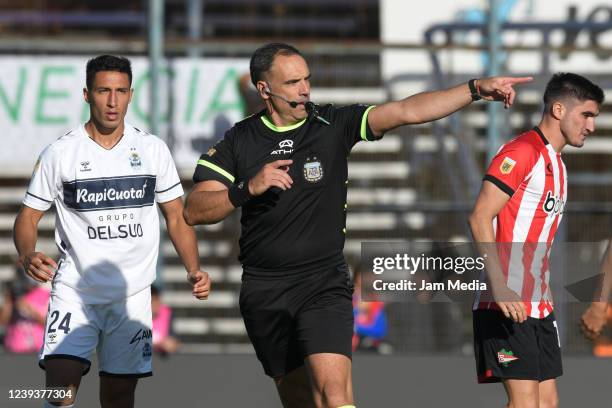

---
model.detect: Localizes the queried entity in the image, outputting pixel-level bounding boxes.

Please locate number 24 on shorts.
[47,311,72,334]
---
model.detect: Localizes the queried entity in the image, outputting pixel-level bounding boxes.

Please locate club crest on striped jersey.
[500,157,516,174]
[303,156,323,183]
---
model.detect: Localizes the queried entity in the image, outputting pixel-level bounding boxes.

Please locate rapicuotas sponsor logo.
[63,175,156,211]
[76,180,148,206]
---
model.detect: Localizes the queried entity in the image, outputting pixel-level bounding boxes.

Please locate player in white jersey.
[469,73,604,408]
[13,55,211,408]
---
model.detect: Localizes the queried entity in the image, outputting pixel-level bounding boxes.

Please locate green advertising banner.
[0,56,249,174]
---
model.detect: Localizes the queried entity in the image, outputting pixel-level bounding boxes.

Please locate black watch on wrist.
[468,78,482,101]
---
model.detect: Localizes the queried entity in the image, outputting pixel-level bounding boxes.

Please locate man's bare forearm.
[595,241,612,303]
[166,214,200,274]
[469,215,507,289]
[398,83,473,124]
[184,189,235,225]
[13,208,39,263]
[368,83,472,135]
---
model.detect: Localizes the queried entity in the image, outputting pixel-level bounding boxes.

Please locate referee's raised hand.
[248,159,294,195]
[474,76,533,109]
[21,251,57,283]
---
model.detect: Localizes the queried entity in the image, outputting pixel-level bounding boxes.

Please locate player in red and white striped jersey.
[469,73,604,408]
[476,125,566,319]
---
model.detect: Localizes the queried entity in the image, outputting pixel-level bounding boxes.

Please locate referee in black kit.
[184,43,531,408]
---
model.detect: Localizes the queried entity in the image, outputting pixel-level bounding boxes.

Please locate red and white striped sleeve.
[484,140,539,197]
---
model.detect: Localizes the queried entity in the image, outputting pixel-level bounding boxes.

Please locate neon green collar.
[260,115,306,132]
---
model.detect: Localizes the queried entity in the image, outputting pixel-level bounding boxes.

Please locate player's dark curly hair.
[249,43,303,87]
[86,55,132,90]
[543,72,604,109]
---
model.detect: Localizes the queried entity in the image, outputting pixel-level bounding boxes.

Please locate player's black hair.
[86,55,132,90]
[543,72,604,109]
[249,43,303,87]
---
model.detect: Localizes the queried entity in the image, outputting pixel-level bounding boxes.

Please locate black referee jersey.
[193,104,380,275]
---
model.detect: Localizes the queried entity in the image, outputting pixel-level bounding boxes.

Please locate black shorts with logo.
[239,263,354,378]
[473,309,563,383]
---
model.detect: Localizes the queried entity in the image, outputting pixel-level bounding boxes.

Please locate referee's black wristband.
[468,78,482,101]
[228,181,252,208]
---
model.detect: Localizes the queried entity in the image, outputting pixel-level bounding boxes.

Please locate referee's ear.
[83,87,90,104]
[257,81,271,100]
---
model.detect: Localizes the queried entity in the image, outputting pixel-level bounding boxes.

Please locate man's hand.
[581,302,608,340]
[476,76,533,109]
[187,270,211,300]
[20,252,57,283]
[248,160,293,196]
[492,285,528,323]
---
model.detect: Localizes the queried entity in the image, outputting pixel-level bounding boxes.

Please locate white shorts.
[39,286,153,378]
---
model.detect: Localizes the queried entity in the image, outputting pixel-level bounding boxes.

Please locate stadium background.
[1,0,612,406]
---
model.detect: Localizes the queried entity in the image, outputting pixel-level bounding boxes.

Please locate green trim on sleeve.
[197,160,235,183]
[360,105,377,141]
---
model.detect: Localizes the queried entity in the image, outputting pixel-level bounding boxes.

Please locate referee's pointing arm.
[367,76,532,138]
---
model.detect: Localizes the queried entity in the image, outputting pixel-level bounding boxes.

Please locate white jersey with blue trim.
[23,123,183,304]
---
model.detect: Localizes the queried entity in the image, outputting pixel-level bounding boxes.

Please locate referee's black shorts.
[473,309,563,384]
[239,262,354,378]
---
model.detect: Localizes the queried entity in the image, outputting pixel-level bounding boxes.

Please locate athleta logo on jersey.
[63,175,156,212]
[271,139,294,155]
[542,191,565,215]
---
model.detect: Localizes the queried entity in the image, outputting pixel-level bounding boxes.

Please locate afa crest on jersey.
[303,157,323,183]
[500,157,516,175]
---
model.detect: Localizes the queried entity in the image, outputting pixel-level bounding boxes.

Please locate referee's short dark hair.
[86,55,133,90]
[250,43,303,86]
[543,72,604,110]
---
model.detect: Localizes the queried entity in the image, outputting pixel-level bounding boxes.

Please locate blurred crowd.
[0,264,180,356]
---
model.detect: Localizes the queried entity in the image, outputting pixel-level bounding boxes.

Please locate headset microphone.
[265,87,299,108]
[264,86,330,125]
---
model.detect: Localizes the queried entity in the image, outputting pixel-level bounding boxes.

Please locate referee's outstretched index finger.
[269,160,293,168]
[506,76,533,84]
